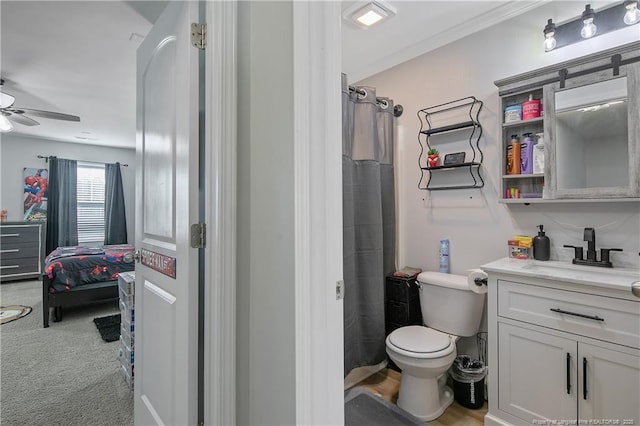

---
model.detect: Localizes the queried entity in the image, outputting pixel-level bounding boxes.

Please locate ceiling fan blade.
[5,111,40,126]
[0,92,15,108]
[14,107,80,122]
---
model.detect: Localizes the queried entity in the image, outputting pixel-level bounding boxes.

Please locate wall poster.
[23,167,48,221]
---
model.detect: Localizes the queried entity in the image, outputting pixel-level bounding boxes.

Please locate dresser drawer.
[0,257,41,277]
[0,225,41,244]
[498,280,640,348]
[0,242,41,259]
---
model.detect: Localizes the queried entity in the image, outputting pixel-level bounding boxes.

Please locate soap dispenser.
[533,224,550,261]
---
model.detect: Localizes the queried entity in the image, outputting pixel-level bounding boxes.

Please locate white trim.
[293,2,344,425]
[204,1,237,425]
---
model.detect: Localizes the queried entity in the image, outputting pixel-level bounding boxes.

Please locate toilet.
[385,271,486,421]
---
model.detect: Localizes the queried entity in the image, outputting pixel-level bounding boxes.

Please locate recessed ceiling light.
[343,1,397,29]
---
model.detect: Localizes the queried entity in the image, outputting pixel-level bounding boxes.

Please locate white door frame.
[203,1,237,425]
[292,2,344,425]
[203,2,343,424]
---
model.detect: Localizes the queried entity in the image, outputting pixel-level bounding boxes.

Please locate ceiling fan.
[0,79,80,132]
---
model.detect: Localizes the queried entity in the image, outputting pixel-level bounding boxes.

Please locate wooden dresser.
[0,221,45,282]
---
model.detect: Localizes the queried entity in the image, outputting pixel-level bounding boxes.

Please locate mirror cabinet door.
[544,62,640,199]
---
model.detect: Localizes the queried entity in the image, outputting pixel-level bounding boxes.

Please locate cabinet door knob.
[632,281,640,298]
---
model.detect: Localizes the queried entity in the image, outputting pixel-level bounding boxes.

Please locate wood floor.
[354,368,487,426]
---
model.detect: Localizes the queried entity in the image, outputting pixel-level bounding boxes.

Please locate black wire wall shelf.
[417,96,484,191]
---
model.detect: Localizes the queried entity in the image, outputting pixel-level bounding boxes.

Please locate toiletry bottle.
[506,135,521,175]
[533,225,550,261]
[439,239,449,273]
[520,133,534,174]
[533,133,545,174]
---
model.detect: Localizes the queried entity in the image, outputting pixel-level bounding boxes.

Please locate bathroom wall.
[357,2,640,355]
[0,134,136,242]
[358,1,640,272]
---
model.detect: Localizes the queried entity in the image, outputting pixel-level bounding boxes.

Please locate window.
[77,162,105,245]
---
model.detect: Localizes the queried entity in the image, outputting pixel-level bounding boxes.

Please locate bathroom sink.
[482,257,640,292]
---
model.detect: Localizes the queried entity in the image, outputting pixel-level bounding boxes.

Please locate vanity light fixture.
[543,19,557,52]
[343,1,397,29]
[543,1,640,52]
[623,0,640,25]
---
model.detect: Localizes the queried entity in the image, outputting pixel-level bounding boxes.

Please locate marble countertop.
[482,257,640,292]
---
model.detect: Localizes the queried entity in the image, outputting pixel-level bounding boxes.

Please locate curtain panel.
[45,157,78,255]
[343,74,396,376]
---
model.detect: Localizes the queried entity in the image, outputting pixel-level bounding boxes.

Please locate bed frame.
[42,276,119,328]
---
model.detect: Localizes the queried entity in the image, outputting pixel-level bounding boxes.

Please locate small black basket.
[450,355,486,409]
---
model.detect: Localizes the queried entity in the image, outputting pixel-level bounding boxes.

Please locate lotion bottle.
[533,224,550,261]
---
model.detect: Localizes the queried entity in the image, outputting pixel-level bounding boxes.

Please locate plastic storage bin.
[450,355,487,409]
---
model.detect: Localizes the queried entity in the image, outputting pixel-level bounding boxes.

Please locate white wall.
[359,1,640,273]
[358,3,640,355]
[236,2,296,425]
[0,134,136,243]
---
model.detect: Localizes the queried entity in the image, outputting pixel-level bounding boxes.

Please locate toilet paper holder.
[474,277,487,287]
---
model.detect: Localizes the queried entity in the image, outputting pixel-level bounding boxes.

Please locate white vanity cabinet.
[483,258,640,426]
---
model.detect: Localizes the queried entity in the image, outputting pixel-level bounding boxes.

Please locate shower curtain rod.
[348,86,404,117]
[37,155,128,167]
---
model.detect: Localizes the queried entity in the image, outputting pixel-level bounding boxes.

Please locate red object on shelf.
[522,98,541,120]
[428,155,439,168]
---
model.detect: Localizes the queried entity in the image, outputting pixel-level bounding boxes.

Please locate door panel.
[498,323,577,423]
[135,1,201,425]
[579,342,640,423]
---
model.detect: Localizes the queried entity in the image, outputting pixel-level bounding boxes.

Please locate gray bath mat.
[344,386,424,426]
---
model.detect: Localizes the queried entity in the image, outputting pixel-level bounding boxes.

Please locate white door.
[498,323,577,423]
[578,342,640,423]
[134,1,202,425]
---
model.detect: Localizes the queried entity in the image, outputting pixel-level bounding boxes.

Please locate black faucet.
[584,227,597,261]
[563,227,623,268]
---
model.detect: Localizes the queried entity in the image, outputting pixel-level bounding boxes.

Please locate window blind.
[77,162,105,245]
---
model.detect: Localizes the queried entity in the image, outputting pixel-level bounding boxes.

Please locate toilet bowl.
[384,271,486,421]
[386,326,458,420]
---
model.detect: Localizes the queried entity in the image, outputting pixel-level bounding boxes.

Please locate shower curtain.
[343,74,396,376]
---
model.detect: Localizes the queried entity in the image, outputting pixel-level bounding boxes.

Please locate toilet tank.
[416,271,486,337]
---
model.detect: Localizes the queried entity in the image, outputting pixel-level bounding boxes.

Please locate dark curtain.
[45,157,78,255]
[104,163,128,245]
[343,74,396,376]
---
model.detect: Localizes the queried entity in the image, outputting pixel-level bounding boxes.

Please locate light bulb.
[543,18,557,52]
[581,17,597,38]
[624,2,640,25]
[0,114,13,132]
[544,34,557,51]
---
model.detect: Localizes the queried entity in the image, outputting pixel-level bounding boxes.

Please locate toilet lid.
[388,326,451,354]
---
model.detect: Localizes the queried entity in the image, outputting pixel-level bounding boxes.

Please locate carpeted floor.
[0,279,133,426]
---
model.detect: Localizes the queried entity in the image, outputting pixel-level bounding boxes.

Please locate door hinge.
[336,280,344,300]
[190,223,206,248]
[191,23,207,50]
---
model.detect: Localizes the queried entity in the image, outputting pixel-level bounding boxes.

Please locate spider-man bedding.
[44,244,135,293]
[42,244,135,327]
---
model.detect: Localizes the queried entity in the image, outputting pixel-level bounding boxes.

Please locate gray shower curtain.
[45,157,78,255]
[343,75,396,376]
[104,162,128,245]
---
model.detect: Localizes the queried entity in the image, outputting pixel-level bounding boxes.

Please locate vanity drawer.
[498,280,640,349]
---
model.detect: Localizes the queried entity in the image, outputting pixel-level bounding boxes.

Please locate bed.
[42,244,135,327]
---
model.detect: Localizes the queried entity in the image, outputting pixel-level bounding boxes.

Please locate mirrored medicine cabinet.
[495,41,640,203]
[543,61,639,199]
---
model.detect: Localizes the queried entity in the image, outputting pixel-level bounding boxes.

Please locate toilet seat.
[387,326,455,359]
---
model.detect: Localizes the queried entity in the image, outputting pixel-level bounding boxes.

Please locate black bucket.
[450,355,486,409]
